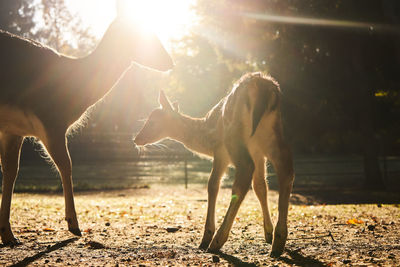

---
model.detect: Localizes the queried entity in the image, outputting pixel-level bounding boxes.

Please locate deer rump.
[222,73,280,138]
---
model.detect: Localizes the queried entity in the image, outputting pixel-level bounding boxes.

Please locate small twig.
[328,231,336,242]
[288,231,336,242]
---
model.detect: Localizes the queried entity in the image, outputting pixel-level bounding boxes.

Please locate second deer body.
[0,13,173,245]
[134,72,294,256]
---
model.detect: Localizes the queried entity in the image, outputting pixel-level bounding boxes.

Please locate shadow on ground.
[211,248,327,267]
[9,238,78,267]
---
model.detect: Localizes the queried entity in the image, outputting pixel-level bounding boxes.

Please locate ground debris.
[165,226,181,233]
[212,255,220,263]
[86,240,106,249]
[1,186,399,266]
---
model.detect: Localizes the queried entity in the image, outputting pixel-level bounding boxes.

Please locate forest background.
[1,0,399,191]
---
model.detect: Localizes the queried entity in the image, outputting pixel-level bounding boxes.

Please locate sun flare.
[68,0,197,47]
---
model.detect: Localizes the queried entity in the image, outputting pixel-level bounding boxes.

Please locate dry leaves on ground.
[1,185,399,266]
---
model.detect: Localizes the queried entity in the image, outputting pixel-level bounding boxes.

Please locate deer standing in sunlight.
[0,12,173,245]
[134,73,294,257]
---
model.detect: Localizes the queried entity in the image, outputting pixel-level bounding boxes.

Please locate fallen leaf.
[120,211,128,217]
[43,228,55,232]
[346,218,364,225]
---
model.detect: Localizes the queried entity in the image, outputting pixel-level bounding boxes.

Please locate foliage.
[192,0,400,154]
[35,0,96,56]
[0,0,36,35]
[0,0,95,56]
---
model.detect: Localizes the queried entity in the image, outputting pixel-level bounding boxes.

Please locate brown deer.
[0,14,173,245]
[134,72,294,257]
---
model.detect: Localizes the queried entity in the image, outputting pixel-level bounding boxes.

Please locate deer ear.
[159,90,173,111]
[172,101,179,112]
[116,0,123,17]
[116,0,131,18]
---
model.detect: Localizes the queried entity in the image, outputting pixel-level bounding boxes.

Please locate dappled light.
[1,187,399,265]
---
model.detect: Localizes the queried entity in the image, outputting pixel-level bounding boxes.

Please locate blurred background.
[0,0,399,195]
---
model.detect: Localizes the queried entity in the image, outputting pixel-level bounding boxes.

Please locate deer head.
[99,5,174,72]
[134,90,179,146]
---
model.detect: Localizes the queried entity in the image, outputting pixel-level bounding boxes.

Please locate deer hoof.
[270,249,283,258]
[271,223,287,257]
[199,243,207,250]
[68,227,82,237]
[199,241,210,250]
[206,247,220,253]
[271,236,286,257]
[3,237,22,247]
[207,240,223,253]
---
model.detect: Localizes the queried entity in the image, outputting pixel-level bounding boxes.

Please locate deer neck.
[76,46,132,108]
[171,113,214,156]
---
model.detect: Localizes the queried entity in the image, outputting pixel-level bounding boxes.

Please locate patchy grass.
[1,185,399,266]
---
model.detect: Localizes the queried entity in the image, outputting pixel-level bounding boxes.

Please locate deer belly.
[0,105,47,139]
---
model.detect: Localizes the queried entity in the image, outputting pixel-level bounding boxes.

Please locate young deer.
[134,73,294,257]
[0,14,173,245]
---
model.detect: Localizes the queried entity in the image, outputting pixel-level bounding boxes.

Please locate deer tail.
[251,76,280,136]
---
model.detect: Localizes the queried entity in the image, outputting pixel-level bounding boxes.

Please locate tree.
[0,0,36,35]
[36,0,96,57]
[0,0,95,56]
[189,0,400,189]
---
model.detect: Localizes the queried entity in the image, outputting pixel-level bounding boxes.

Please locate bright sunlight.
[68,0,197,46]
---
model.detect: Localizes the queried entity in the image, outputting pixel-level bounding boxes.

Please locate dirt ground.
[0,185,399,266]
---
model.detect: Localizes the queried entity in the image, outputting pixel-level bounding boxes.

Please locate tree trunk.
[360,123,385,190]
[355,75,385,190]
[350,34,386,190]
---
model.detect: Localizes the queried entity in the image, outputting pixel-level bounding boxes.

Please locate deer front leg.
[43,134,81,236]
[268,141,294,257]
[208,143,254,252]
[0,134,23,245]
[252,156,274,244]
[199,153,228,250]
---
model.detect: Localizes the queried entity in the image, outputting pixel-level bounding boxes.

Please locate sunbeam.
[242,12,400,33]
[67,0,198,46]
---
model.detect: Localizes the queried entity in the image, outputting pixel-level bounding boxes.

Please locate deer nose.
[133,137,143,146]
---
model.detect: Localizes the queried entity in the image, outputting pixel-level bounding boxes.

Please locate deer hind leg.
[199,152,228,249]
[42,133,81,236]
[0,134,23,245]
[264,134,294,257]
[208,142,254,252]
[252,155,274,244]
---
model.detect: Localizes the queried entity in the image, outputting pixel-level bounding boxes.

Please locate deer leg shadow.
[8,237,78,267]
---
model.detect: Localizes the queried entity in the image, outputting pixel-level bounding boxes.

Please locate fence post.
[382,144,388,183]
[184,156,188,189]
[380,137,388,183]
